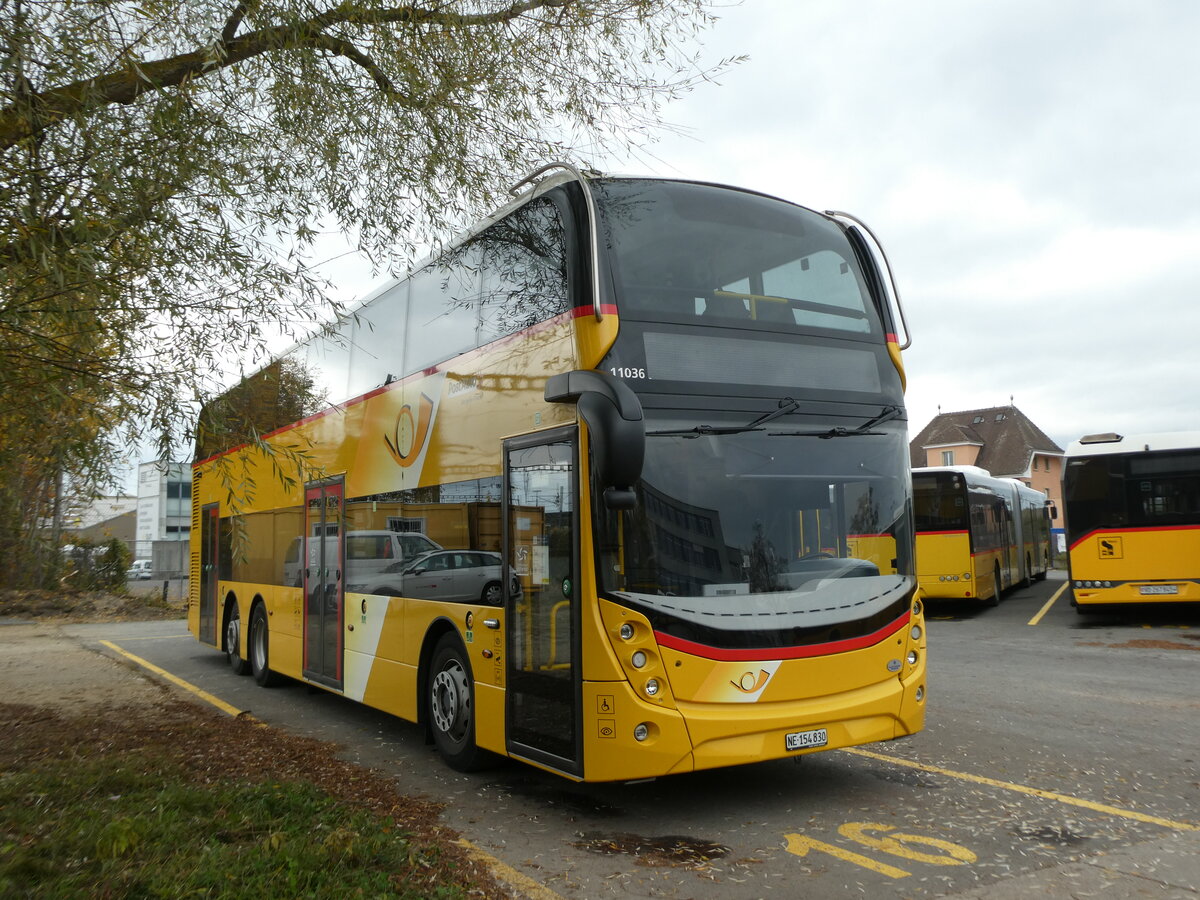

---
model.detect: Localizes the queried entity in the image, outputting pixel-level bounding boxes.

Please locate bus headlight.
[634,723,649,742]
[620,623,635,641]
[644,678,660,697]
[912,599,922,616]
[631,650,647,669]
[910,625,922,641]
[907,650,919,666]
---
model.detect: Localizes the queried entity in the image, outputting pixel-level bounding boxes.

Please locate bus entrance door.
[303,478,345,689]
[504,430,581,776]
[198,503,219,644]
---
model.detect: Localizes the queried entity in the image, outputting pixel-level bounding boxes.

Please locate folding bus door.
[504,429,581,776]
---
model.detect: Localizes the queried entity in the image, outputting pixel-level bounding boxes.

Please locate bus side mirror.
[544,370,644,510]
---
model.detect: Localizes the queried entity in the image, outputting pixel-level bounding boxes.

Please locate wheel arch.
[417,617,468,733]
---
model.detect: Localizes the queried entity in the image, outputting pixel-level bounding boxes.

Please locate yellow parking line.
[100,640,245,719]
[1027,581,1069,626]
[97,633,192,642]
[843,747,1198,831]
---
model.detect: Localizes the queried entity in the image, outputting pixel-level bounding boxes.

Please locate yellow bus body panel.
[584,597,926,780]
[915,532,978,599]
[1070,527,1200,605]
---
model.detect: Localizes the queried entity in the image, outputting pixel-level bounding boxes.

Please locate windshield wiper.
[769,404,903,439]
[647,397,801,438]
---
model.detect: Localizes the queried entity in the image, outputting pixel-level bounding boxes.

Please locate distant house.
[908,405,1065,516]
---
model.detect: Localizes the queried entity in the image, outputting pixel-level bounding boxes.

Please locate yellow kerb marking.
[457,839,570,900]
[842,747,1198,831]
[1027,581,1068,625]
[100,640,245,719]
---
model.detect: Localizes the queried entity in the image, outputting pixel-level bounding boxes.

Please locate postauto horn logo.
[384,393,435,468]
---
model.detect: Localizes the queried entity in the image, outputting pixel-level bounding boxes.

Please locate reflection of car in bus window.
[284,530,442,587]
[365,550,516,605]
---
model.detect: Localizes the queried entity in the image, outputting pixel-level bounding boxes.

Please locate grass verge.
[0,701,504,899]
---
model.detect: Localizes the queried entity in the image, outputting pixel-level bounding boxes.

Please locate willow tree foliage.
[0,0,732,587]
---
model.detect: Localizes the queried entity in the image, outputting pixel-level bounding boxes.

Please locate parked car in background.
[365,550,515,604]
[127,559,153,580]
[286,530,443,587]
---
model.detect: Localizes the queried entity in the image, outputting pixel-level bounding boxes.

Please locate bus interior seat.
[702,293,751,319]
[752,298,796,324]
[637,288,700,318]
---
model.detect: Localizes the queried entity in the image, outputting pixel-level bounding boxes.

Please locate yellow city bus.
[912,466,1051,606]
[1064,432,1200,612]
[189,164,926,781]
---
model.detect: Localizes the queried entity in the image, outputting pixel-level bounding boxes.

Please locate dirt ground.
[0,589,185,710]
[0,594,512,898]
[0,587,185,625]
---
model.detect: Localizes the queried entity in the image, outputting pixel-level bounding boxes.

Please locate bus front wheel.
[428,633,487,772]
[986,564,1002,607]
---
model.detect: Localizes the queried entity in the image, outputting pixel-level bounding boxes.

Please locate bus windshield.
[595,179,882,336]
[1065,450,1200,544]
[594,412,913,646]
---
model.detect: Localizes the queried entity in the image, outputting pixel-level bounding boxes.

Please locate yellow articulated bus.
[189,164,926,782]
[1064,432,1200,613]
[912,466,1052,606]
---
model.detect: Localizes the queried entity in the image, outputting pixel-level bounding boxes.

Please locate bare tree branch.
[0,0,572,150]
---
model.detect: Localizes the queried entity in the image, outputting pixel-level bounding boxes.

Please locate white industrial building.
[134,462,191,575]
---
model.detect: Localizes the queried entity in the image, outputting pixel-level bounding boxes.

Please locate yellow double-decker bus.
[189,164,926,781]
[912,466,1052,606]
[1064,432,1200,612]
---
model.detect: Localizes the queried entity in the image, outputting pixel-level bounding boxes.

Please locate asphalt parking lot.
[38,571,1200,897]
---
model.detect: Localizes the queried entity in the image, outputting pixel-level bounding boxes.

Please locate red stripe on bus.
[1068,524,1200,552]
[886,333,899,343]
[915,530,969,537]
[572,304,619,318]
[653,611,911,662]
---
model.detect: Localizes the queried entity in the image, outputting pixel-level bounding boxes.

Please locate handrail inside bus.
[510,161,604,323]
[824,210,911,350]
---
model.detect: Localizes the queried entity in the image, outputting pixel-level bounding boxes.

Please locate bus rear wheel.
[249,603,284,687]
[428,633,487,772]
[225,600,250,676]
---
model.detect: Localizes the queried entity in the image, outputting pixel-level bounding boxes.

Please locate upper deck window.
[595,180,880,336]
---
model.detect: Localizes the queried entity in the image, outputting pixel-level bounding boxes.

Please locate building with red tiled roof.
[909,405,1064,513]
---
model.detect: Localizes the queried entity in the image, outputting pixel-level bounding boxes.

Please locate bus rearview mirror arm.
[544,370,644,510]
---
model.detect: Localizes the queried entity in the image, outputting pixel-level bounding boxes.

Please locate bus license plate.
[1139,585,1179,595]
[786,728,828,751]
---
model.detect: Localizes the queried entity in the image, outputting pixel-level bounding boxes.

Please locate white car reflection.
[365,550,517,604]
